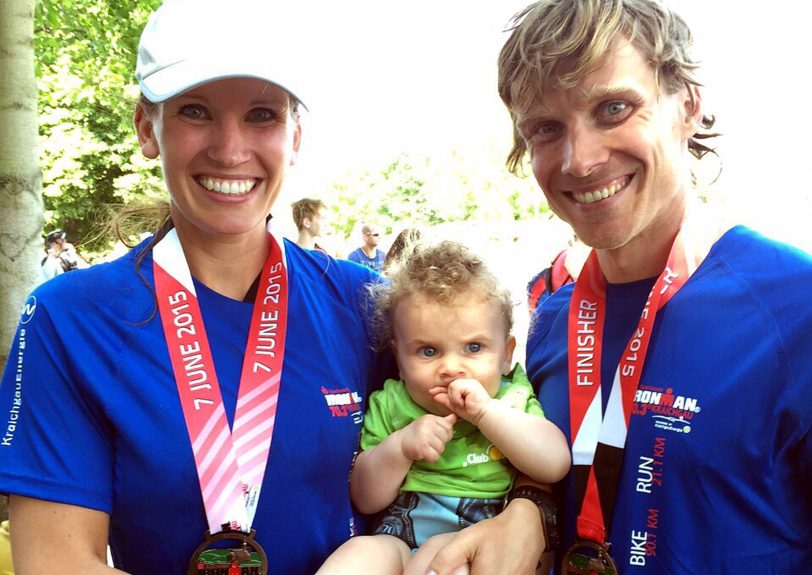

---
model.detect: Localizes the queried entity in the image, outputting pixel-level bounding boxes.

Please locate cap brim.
[140,57,307,110]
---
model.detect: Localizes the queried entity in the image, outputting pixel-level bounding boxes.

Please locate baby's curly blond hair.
[368,239,514,350]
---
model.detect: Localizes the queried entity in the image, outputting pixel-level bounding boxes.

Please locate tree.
[328,150,547,240]
[0,0,41,361]
[35,0,163,252]
[0,0,40,523]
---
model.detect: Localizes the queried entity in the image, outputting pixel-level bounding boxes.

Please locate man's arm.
[425,493,545,575]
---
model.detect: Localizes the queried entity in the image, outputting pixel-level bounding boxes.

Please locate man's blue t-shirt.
[347,247,385,273]
[528,226,812,573]
[0,237,393,575]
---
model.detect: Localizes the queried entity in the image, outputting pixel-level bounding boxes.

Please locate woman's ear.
[134,103,160,159]
[289,121,302,166]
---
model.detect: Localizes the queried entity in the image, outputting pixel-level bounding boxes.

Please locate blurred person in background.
[347,223,386,273]
[291,197,329,253]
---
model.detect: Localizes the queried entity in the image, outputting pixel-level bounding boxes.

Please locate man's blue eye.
[607,102,627,115]
[539,123,559,135]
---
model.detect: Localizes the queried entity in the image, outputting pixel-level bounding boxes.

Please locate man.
[39,228,85,283]
[464,0,812,573]
[291,197,329,252]
[347,223,385,273]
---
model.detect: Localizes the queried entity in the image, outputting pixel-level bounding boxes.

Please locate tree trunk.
[0,0,42,367]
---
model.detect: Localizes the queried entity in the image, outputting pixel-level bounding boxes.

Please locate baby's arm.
[432,379,570,484]
[350,412,458,514]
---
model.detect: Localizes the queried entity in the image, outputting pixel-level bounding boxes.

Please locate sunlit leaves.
[328,150,547,239]
[35,0,162,250]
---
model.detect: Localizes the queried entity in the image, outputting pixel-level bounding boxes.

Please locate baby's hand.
[430,378,493,426]
[398,413,457,463]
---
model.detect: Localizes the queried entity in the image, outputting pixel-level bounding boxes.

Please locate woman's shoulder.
[32,242,154,321]
[42,242,142,284]
[285,238,380,288]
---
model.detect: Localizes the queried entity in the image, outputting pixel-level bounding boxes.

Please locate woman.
[0,1,542,573]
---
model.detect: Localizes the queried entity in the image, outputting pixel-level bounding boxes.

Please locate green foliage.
[35,0,163,252]
[329,150,549,240]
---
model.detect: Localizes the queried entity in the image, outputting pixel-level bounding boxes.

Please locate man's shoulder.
[710,226,812,278]
[695,226,812,335]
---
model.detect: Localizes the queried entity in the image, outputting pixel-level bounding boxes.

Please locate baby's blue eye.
[465,343,482,353]
[419,347,437,358]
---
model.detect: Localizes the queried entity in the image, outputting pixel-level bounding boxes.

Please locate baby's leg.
[404,532,469,575]
[316,534,411,575]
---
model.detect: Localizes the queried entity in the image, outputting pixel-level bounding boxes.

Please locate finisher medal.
[563,230,706,575]
[155,225,289,575]
[188,529,268,575]
[562,540,618,575]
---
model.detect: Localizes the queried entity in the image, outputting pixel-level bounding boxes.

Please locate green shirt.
[360,364,544,499]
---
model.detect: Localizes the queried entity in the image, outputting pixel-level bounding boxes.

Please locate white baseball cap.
[136,0,306,108]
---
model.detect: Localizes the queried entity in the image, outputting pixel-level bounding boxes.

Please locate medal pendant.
[188,528,268,575]
[562,540,618,575]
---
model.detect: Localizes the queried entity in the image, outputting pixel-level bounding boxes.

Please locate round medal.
[562,539,618,575]
[188,529,267,575]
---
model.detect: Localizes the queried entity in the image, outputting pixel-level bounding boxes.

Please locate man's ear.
[134,103,160,159]
[681,84,703,138]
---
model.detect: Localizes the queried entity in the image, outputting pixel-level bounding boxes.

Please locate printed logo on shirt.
[462,444,504,467]
[630,436,666,564]
[632,385,702,433]
[320,386,363,423]
[2,328,27,447]
[20,296,36,324]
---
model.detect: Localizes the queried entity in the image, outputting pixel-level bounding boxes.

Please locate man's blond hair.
[498,0,716,173]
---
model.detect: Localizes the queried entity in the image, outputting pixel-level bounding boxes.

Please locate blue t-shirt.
[528,226,812,573]
[347,247,385,273]
[0,237,393,575]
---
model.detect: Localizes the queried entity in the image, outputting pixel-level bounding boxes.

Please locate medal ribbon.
[153,225,288,534]
[567,229,702,544]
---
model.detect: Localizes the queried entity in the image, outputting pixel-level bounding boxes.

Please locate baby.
[318,239,570,575]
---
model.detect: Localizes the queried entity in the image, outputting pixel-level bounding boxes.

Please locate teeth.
[572,179,626,204]
[199,177,257,195]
